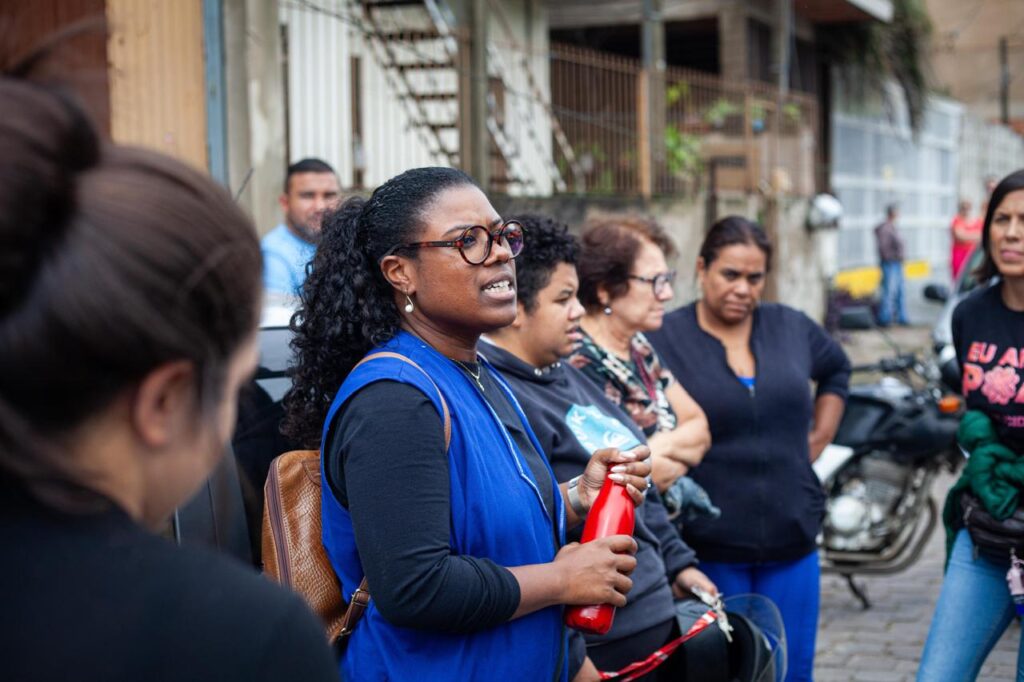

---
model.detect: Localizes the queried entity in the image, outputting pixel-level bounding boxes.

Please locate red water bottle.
[564,476,636,635]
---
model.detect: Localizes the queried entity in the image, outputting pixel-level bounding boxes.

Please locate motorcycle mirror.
[836,305,904,355]
[837,306,874,330]
[923,283,950,304]
[938,395,962,414]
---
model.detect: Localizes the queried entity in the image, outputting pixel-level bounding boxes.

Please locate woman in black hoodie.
[483,214,716,680]
[646,217,851,682]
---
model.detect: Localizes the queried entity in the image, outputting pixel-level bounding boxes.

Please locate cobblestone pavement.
[813,325,1020,681]
[814,469,1020,681]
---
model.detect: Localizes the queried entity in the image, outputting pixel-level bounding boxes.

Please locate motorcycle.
[815,313,964,608]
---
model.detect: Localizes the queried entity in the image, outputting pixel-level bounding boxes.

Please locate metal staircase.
[354,0,582,193]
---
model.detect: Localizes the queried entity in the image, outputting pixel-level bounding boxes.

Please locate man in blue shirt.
[261,158,340,296]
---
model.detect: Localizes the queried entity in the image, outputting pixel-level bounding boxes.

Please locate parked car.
[172,310,297,568]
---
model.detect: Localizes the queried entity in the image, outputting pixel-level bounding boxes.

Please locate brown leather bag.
[261,352,450,645]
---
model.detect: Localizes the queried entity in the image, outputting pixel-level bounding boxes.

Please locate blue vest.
[320,331,568,681]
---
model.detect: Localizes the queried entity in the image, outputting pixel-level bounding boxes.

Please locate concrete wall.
[924,0,1024,126]
[221,0,287,234]
[492,190,830,321]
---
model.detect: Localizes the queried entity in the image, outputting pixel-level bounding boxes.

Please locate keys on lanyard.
[690,585,733,643]
[1007,549,1024,617]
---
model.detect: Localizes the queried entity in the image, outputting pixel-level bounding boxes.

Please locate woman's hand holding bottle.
[576,445,652,511]
[553,535,638,607]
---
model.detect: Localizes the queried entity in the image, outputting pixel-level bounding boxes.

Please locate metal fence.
[281,0,819,199]
[830,81,962,273]
[549,42,819,198]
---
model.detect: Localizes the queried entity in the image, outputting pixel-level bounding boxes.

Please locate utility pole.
[1000,36,1010,125]
[763,0,792,304]
[638,0,664,199]
[457,0,489,188]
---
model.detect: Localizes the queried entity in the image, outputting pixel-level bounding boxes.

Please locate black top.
[647,303,851,563]
[952,282,1024,452]
[324,364,556,633]
[0,476,336,682]
[482,341,697,646]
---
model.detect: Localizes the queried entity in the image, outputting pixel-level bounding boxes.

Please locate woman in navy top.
[647,216,851,682]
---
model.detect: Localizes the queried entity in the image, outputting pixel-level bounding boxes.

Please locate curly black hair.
[281,166,477,448]
[510,213,579,313]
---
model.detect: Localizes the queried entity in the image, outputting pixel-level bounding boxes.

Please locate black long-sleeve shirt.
[0,476,336,682]
[952,282,1024,452]
[324,365,557,633]
[648,302,851,563]
[482,341,696,646]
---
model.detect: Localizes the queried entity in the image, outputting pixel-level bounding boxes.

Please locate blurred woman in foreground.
[0,49,335,681]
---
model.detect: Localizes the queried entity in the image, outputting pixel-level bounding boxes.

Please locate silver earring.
[603,306,612,316]
[404,295,415,314]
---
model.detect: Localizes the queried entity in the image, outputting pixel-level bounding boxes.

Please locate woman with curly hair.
[918,170,1024,681]
[569,215,710,497]
[282,167,651,682]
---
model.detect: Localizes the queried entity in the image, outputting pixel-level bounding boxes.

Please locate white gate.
[830,82,962,278]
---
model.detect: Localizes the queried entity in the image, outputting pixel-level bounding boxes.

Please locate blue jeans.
[918,530,1024,681]
[877,260,908,326]
[699,550,820,682]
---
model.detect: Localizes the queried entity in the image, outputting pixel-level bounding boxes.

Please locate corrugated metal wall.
[280,0,438,189]
[959,115,1024,209]
[106,0,208,170]
[2,0,111,136]
[280,0,557,194]
[490,0,554,196]
[831,81,962,274]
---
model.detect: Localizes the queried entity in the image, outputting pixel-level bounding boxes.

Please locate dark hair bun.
[0,79,100,315]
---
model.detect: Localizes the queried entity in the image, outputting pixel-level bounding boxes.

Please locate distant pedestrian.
[874,203,909,326]
[917,169,1024,681]
[261,158,340,296]
[950,199,982,281]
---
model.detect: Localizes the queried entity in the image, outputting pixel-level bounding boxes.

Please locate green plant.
[665,124,703,179]
[666,82,690,107]
[750,101,767,123]
[704,98,740,128]
[782,102,802,125]
[818,0,931,133]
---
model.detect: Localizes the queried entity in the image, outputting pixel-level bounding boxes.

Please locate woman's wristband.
[567,475,587,518]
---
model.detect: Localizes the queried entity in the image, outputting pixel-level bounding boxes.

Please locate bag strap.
[598,609,718,681]
[333,350,452,645]
[352,351,451,448]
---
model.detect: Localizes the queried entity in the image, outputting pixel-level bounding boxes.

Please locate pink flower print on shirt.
[981,366,1021,405]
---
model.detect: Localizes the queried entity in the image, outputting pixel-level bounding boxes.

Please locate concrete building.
[924,0,1024,212]
[925,0,1024,133]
